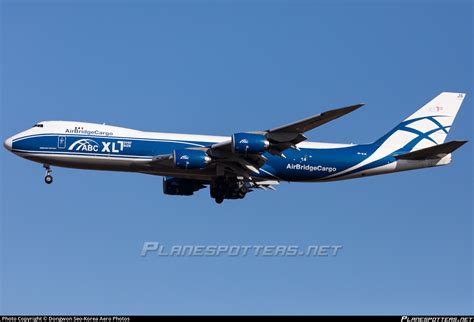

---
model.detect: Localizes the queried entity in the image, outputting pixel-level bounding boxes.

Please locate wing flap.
[252,180,280,191]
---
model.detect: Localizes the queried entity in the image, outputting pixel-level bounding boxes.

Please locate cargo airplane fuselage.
[3,92,467,203]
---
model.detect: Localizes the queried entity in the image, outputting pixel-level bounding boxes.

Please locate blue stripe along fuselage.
[11,134,383,181]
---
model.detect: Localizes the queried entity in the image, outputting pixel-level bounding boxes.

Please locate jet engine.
[232,133,270,154]
[173,149,211,169]
[163,177,205,196]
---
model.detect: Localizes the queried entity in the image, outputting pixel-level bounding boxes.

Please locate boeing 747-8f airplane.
[4,92,467,203]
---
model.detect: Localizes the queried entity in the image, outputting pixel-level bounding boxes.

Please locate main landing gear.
[211,177,225,204]
[210,177,250,204]
[44,165,53,184]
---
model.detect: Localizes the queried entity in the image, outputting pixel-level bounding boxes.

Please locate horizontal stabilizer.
[393,140,468,160]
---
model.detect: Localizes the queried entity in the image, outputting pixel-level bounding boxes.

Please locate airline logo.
[286,163,337,173]
[68,139,132,154]
[65,126,113,137]
[68,139,99,152]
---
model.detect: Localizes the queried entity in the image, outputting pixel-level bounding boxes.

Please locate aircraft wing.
[211,103,363,154]
[207,103,363,176]
[265,103,364,144]
[146,103,363,179]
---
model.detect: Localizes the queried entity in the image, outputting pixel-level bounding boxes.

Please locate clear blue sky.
[1,0,472,315]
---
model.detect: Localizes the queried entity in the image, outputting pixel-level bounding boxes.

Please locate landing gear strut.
[44,165,53,184]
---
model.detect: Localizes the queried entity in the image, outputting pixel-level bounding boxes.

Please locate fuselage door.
[58,136,66,149]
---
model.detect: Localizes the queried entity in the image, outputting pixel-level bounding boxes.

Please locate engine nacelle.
[232,133,269,154]
[173,149,211,169]
[163,177,204,196]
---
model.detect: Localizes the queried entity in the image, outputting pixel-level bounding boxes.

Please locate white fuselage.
[4,120,451,183]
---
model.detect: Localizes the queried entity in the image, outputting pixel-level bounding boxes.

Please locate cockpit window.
[32,123,44,128]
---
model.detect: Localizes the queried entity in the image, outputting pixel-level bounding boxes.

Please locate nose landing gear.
[44,165,53,184]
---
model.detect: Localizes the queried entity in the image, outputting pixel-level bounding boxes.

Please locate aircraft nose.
[3,137,13,151]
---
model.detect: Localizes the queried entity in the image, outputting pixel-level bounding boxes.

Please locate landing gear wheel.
[45,175,53,184]
[43,164,53,184]
[211,176,226,204]
[215,196,224,204]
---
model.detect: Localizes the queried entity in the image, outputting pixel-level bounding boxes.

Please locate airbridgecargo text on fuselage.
[65,127,114,137]
[286,163,337,173]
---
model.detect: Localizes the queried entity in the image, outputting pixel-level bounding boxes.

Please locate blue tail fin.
[375,92,466,153]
